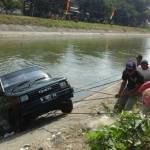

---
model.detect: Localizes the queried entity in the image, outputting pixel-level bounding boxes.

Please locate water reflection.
[0,37,149,100]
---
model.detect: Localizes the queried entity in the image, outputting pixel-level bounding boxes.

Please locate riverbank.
[0,24,150,39]
[0,14,150,39]
[0,82,120,150]
[0,14,149,33]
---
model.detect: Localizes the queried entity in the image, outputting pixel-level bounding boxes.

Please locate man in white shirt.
[137,60,150,82]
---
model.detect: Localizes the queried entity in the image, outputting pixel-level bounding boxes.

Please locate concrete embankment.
[0,24,150,39]
[0,82,120,150]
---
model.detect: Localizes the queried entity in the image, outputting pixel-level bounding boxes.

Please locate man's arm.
[124,84,141,96]
[116,80,127,97]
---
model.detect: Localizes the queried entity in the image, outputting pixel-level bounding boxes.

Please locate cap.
[141,60,148,65]
[126,60,136,70]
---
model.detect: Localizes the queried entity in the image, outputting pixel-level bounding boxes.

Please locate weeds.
[86,112,150,150]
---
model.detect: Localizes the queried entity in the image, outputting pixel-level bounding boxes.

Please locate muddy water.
[0,36,150,100]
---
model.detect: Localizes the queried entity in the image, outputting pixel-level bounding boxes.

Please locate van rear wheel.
[60,99,73,113]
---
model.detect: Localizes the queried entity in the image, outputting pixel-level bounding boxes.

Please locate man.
[141,88,150,114]
[137,60,150,82]
[114,60,144,112]
[138,82,150,114]
[136,54,142,67]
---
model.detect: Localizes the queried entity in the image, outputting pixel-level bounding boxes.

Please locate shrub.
[86,112,150,150]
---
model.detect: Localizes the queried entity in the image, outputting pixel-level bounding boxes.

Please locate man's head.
[141,60,149,70]
[126,60,136,75]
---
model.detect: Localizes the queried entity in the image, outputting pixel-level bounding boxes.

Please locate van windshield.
[1,69,49,88]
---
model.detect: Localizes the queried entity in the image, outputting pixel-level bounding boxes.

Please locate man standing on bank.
[137,60,150,82]
[136,54,142,67]
[114,60,144,112]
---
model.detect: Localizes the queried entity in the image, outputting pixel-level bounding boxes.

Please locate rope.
[86,90,115,95]
[74,96,115,103]
[75,73,120,90]
[75,78,121,93]
[87,79,120,90]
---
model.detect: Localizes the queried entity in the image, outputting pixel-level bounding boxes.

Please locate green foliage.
[23,0,66,17]
[1,0,22,12]
[86,112,150,150]
[1,0,150,27]
[76,0,150,26]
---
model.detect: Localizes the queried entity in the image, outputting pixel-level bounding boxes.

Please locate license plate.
[40,93,57,103]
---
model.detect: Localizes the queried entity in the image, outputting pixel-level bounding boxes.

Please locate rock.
[51,134,56,140]
[20,144,31,150]
[23,144,29,147]
[51,132,64,145]
[46,138,51,141]
[38,147,44,150]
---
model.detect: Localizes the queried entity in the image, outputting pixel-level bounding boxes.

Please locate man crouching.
[114,60,144,113]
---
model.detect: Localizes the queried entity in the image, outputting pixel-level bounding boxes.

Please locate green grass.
[0,14,150,32]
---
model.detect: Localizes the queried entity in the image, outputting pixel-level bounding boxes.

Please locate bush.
[86,112,150,150]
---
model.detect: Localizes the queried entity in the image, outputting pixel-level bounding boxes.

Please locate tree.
[19,0,150,27]
[23,0,66,18]
[1,0,22,14]
[76,0,110,23]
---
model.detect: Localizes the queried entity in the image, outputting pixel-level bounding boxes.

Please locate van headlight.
[59,81,67,89]
[20,95,29,102]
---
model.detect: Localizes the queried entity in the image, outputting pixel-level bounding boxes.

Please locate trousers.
[114,88,138,112]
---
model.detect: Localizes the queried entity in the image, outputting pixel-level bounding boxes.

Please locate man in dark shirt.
[114,60,144,112]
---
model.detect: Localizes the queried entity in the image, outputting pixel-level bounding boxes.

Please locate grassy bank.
[0,14,150,33]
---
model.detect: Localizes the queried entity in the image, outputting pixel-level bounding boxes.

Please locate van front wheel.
[60,99,73,113]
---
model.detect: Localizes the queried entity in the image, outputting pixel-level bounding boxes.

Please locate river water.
[0,36,150,101]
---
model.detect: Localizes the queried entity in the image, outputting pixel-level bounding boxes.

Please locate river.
[0,36,150,101]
